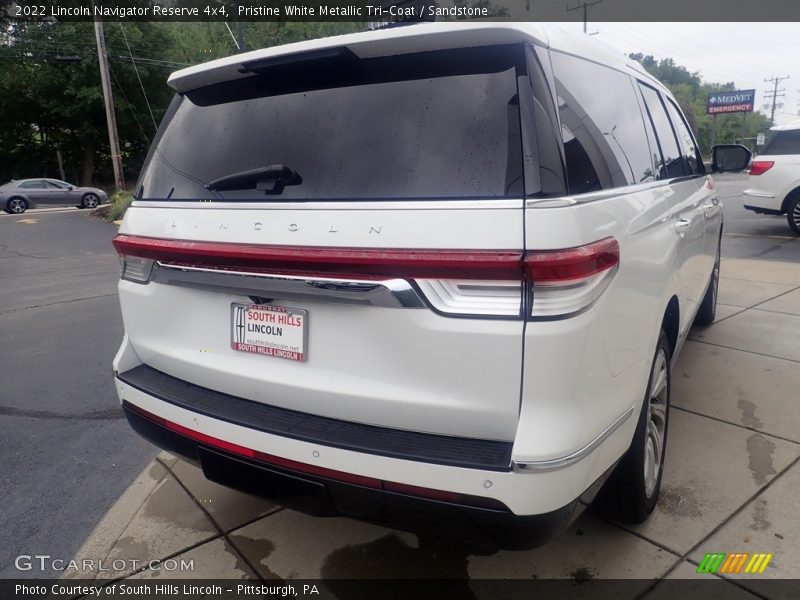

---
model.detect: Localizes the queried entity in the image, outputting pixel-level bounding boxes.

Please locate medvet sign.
[707,90,756,114]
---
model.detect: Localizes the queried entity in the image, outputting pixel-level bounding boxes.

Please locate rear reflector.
[125,402,506,511]
[748,161,774,176]
[112,235,523,281]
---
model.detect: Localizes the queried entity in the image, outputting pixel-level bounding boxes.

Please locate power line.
[118,23,157,133]
[599,23,768,87]
[109,63,151,145]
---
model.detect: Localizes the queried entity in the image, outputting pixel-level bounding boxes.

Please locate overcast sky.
[556,22,799,126]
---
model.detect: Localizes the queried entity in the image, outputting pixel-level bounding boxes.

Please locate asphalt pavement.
[715,173,800,261]
[0,210,153,578]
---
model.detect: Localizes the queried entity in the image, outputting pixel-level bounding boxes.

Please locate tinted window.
[139,45,524,201]
[19,180,44,189]
[763,129,800,155]
[549,52,654,194]
[664,98,704,175]
[639,84,686,179]
[45,180,69,189]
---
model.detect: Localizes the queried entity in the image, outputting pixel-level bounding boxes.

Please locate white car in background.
[743,120,800,234]
[111,23,749,547]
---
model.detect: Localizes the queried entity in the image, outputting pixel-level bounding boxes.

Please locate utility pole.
[764,75,789,127]
[94,18,125,191]
[567,0,603,34]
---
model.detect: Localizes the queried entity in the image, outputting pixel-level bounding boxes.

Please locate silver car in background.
[0,178,108,214]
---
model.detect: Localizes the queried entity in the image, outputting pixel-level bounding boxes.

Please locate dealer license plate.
[231,303,307,362]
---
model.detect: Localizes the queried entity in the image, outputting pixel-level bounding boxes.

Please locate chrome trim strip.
[742,191,775,199]
[511,406,635,473]
[151,263,426,308]
[526,175,706,208]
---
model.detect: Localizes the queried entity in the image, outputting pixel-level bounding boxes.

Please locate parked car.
[111,23,749,548]
[743,120,800,234]
[0,178,108,214]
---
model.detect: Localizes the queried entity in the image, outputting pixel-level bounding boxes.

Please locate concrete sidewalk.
[64,258,800,596]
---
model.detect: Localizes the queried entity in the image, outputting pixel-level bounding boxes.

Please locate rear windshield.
[138,45,525,201]
[762,129,800,155]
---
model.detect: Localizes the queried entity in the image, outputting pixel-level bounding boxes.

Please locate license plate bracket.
[231,303,307,362]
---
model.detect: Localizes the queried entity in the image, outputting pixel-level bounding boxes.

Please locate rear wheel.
[594,330,671,523]
[787,195,800,236]
[5,197,28,214]
[694,234,721,326]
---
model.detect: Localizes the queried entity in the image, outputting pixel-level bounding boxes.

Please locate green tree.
[628,53,771,156]
[0,21,366,186]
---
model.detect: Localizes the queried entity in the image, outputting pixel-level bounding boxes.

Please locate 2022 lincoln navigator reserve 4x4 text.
[112,23,750,547]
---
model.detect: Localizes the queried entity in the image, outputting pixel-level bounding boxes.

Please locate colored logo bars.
[697,552,773,574]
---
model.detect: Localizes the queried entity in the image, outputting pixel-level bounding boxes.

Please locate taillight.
[524,237,620,320]
[748,161,774,176]
[119,255,154,283]
[112,235,522,280]
[113,235,619,319]
[414,279,522,317]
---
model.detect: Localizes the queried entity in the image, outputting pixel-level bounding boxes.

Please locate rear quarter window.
[549,51,655,194]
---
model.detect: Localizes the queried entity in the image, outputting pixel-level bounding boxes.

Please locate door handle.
[674,218,692,235]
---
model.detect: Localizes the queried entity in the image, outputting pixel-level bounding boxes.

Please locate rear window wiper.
[205,165,302,194]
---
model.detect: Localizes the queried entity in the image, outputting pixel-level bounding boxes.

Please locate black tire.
[694,233,721,326]
[81,193,100,209]
[594,330,671,524]
[5,197,28,214]
[787,194,800,236]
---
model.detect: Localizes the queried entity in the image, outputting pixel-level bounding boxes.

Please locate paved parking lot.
[3,175,798,596]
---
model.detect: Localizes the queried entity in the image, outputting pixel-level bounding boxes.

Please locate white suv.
[112,24,747,547]
[743,120,800,235]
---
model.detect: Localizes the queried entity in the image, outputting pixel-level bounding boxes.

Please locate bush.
[107,190,133,222]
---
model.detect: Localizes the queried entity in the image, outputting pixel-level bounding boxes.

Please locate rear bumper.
[743,190,781,213]
[123,401,589,549]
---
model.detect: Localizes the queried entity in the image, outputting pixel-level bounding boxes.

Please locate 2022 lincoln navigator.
[112,23,749,547]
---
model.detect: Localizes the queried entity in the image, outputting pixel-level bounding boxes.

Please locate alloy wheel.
[643,348,668,498]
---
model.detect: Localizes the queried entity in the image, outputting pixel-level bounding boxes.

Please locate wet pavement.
[62,256,800,596]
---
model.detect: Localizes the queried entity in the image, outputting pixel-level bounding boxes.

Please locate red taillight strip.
[113,235,523,281]
[126,403,505,510]
[748,161,774,176]
[524,237,620,283]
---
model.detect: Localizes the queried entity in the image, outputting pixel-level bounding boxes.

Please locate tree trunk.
[81,139,96,186]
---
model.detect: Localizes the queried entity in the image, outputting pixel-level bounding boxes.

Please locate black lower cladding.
[123,403,582,549]
[117,364,513,471]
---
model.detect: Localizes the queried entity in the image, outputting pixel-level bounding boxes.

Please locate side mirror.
[711,144,752,173]
[68,185,74,191]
